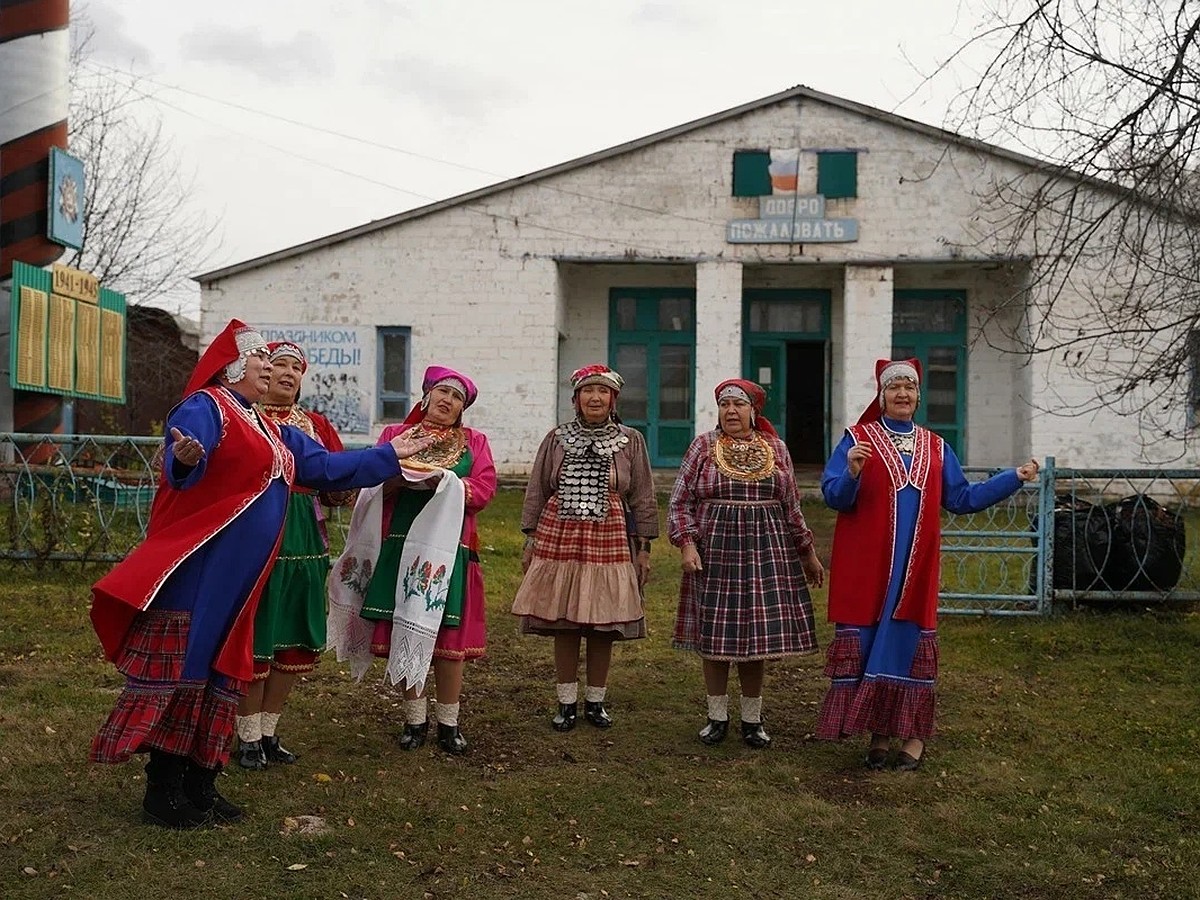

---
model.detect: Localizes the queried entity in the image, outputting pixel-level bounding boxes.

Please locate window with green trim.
[817,151,857,199]
[732,149,772,197]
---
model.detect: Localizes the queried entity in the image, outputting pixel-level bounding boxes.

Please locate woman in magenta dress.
[356,366,496,754]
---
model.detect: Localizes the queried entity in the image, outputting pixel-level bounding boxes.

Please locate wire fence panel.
[938,468,1048,617]
[1043,460,1198,605]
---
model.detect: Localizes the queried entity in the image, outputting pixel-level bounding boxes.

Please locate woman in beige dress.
[512,364,657,731]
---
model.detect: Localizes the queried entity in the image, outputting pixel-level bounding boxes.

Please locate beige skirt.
[511,494,646,640]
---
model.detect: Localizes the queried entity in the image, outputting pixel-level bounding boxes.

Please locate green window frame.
[732,149,772,197]
[891,289,966,458]
[817,151,857,199]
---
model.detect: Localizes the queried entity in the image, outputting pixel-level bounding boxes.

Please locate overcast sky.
[77,0,992,314]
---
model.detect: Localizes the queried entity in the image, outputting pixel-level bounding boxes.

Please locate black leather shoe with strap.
[261,735,298,765]
[552,702,578,732]
[740,721,772,749]
[583,701,613,728]
[398,721,429,751]
[698,719,729,745]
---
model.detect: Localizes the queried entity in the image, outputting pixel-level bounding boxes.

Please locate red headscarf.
[182,319,267,398]
[714,378,779,437]
[856,357,922,425]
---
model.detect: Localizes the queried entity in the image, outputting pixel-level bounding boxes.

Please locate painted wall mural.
[259,324,373,434]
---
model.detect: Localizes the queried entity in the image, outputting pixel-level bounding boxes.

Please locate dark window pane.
[659,344,692,420]
[657,297,693,332]
[381,332,408,393]
[893,297,961,333]
[924,346,959,424]
[615,345,648,421]
[382,399,409,420]
[732,150,771,197]
[748,299,823,333]
[817,151,857,199]
[615,296,637,331]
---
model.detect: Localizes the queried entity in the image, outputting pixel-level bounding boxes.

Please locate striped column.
[1,0,70,278]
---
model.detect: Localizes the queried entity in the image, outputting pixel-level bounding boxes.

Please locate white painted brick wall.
[201,94,1196,471]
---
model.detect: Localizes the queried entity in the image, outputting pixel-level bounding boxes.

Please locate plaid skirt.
[512,493,645,640]
[672,498,818,660]
[90,610,248,768]
[815,624,939,741]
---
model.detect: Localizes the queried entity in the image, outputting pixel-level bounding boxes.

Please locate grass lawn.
[1,490,1198,899]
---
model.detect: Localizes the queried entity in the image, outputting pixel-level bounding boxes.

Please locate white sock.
[706,694,730,722]
[435,701,460,727]
[584,685,607,703]
[405,697,428,725]
[260,711,282,738]
[556,682,579,704]
[236,713,262,743]
[741,696,763,724]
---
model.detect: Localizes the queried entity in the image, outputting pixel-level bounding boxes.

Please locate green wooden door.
[891,289,967,458]
[610,289,696,467]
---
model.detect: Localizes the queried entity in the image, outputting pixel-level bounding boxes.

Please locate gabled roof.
[194,83,1069,284]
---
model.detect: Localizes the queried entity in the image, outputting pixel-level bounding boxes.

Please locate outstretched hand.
[169,427,205,467]
[390,432,437,460]
[1016,458,1041,482]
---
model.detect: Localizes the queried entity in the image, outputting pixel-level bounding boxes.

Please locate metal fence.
[0,436,1196,614]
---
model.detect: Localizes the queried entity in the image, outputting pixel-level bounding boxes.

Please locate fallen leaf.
[286,863,308,871]
[313,773,332,783]
[44,726,56,735]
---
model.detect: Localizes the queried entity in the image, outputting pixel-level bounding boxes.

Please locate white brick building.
[196,86,1191,473]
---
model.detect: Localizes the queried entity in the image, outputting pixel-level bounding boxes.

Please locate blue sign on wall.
[48,147,85,250]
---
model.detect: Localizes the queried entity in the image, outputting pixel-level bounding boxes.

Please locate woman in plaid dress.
[668,378,824,749]
[816,359,1039,771]
[512,364,658,732]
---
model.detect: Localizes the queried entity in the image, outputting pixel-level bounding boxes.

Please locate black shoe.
[584,700,613,729]
[437,723,468,755]
[142,750,210,829]
[864,747,890,770]
[183,762,243,823]
[398,721,429,751]
[235,739,267,771]
[262,735,298,765]
[552,702,578,732]
[698,719,729,745]
[740,721,772,749]
[893,750,923,772]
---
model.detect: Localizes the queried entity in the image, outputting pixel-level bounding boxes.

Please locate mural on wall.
[259,324,373,434]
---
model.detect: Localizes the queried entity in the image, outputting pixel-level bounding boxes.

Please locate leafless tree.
[66,16,216,309]
[942,1,1200,446]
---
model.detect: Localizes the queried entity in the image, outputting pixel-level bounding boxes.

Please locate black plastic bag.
[1101,496,1185,592]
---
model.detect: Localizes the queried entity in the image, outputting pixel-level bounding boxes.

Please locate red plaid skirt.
[511,493,644,637]
[90,610,249,768]
[815,627,938,741]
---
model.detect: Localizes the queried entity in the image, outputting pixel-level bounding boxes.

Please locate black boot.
[142,750,209,829]
[261,735,298,765]
[235,738,267,770]
[397,721,429,751]
[183,762,244,823]
[437,723,468,755]
[584,701,613,729]
[741,721,772,749]
[551,702,578,732]
[698,718,729,745]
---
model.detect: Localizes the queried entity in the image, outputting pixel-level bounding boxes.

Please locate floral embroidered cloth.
[327,468,465,692]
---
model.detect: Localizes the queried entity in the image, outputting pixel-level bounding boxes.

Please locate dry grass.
[1,491,1198,899]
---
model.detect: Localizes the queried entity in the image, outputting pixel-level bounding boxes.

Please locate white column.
[694,261,743,436]
[833,265,894,432]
